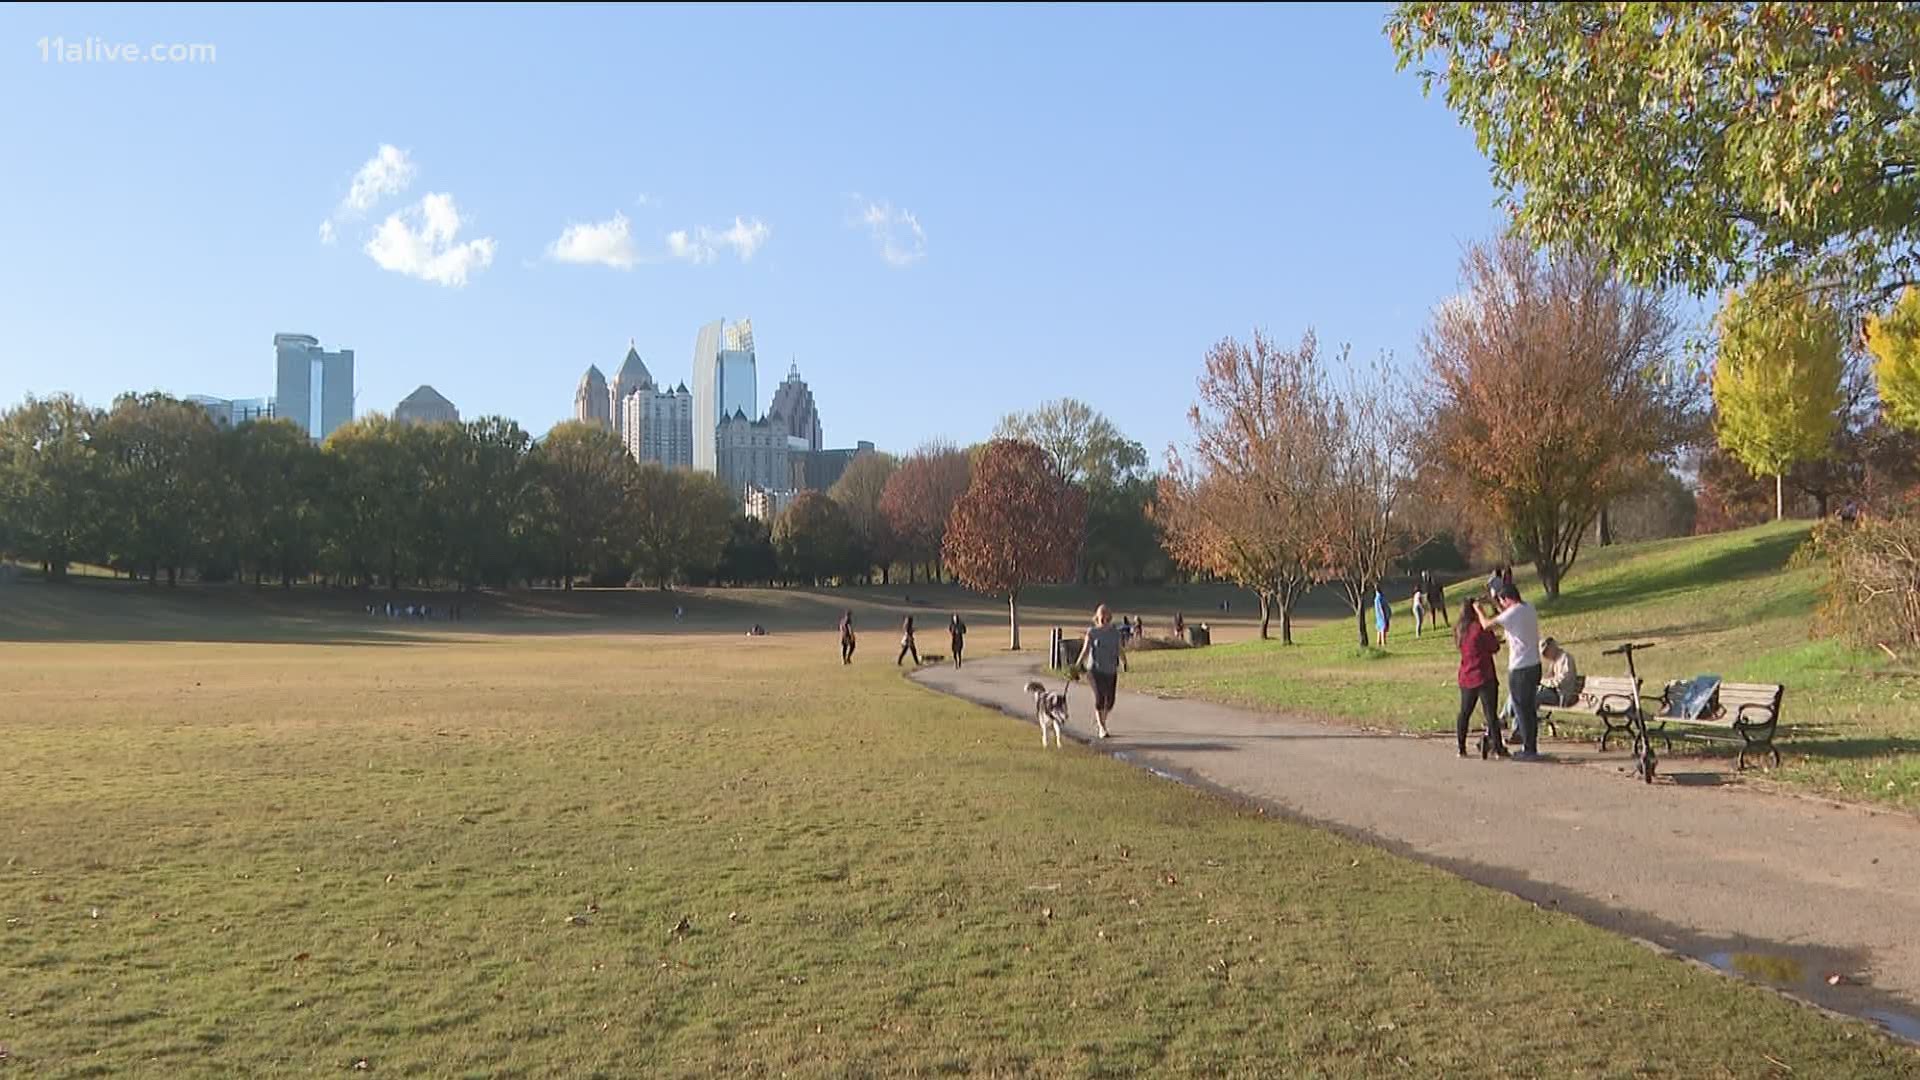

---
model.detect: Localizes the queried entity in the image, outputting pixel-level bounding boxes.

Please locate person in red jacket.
[1455,594,1507,758]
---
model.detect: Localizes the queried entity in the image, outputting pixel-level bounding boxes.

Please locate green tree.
[531,421,634,590]
[96,393,220,585]
[1389,3,1920,301]
[323,415,427,588]
[0,394,104,580]
[441,417,535,588]
[230,419,326,588]
[995,398,1147,583]
[772,491,854,586]
[717,513,778,585]
[1868,288,1920,432]
[628,465,733,587]
[1713,279,1846,519]
[828,450,899,583]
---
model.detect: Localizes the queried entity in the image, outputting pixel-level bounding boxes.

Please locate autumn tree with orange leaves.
[880,442,971,583]
[1422,236,1700,598]
[1156,331,1337,644]
[942,439,1086,650]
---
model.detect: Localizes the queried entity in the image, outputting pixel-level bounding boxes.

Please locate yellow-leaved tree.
[1712,280,1845,521]
[1868,289,1920,434]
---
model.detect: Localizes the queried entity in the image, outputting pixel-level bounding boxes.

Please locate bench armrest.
[1597,693,1638,715]
[1735,702,1777,726]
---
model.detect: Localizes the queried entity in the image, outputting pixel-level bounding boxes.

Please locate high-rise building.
[274,333,354,441]
[693,318,758,474]
[768,360,824,452]
[574,365,611,428]
[186,395,276,429]
[716,409,790,502]
[621,380,694,468]
[395,385,459,426]
[608,342,652,440]
[743,484,800,523]
[690,319,726,472]
[795,441,877,492]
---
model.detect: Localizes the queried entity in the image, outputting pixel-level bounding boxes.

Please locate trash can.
[1188,624,1211,647]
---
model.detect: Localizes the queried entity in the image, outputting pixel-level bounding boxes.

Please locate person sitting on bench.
[1538,638,1583,707]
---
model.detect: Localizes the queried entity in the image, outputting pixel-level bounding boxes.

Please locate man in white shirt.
[1476,583,1544,760]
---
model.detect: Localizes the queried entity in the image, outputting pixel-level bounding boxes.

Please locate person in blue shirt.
[1373,586,1392,645]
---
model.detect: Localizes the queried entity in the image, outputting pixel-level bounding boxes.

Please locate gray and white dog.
[1025,679,1070,748]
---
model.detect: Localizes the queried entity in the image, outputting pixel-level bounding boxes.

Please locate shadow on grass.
[1542,528,1808,620]
[1780,736,1920,761]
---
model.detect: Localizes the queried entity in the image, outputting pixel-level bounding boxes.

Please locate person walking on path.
[1476,583,1543,760]
[1373,586,1392,645]
[949,614,967,669]
[1076,604,1129,739]
[1455,595,1506,758]
[897,615,920,666]
[839,611,856,665]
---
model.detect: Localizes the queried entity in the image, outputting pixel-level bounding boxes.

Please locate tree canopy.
[1712,278,1846,518]
[1389,2,1920,302]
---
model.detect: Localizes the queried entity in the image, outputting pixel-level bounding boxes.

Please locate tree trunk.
[881,564,891,585]
[1009,591,1021,651]
[167,566,177,587]
[1356,600,1370,649]
[1597,506,1614,547]
[1775,473,1784,522]
[1257,591,1272,640]
[1281,603,1294,646]
[1537,560,1562,599]
[1815,491,1830,518]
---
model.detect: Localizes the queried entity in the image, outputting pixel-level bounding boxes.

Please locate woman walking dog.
[1075,604,1129,739]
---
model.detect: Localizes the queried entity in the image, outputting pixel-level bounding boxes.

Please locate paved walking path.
[911,651,1920,1040]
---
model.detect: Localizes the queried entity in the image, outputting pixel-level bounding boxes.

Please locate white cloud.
[319,144,418,246]
[342,144,416,214]
[364,192,496,287]
[854,198,926,267]
[665,216,770,264]
[547,211,638,269]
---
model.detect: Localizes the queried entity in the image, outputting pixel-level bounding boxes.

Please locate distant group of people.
[836,611,970,670]
[367,601,460,621]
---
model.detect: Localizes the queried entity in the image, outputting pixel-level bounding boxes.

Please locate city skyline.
[0,4,1521,462]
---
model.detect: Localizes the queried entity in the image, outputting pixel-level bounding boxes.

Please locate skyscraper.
[608,342,653,440]
[621,380,694,468]
[691,318,760,473]
[768,360,824,452]
[574,365,611,428]
[273,333,354,441]
[395,385,459,426]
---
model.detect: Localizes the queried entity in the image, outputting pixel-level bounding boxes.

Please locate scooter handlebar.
[1600,642,1658,656]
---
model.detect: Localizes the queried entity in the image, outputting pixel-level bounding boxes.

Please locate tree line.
[0,392,1171,599]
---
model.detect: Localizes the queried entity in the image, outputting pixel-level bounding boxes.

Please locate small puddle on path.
[1705,951,1920,1043]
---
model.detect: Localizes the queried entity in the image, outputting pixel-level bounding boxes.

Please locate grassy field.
[2,584,1916,1075]
[1125,522,1920,811]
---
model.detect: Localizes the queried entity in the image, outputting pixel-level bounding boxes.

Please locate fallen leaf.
[669,915,692,937]
[1042,906,1053,920]
[566,914,589,927]
[353,1059,370,1070]
[1827,973,1848,986]
[1163,872,1179,886]
[293,952,311,962]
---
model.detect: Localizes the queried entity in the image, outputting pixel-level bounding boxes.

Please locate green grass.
[1128,522,1920,810]
[2,593,1913,1074]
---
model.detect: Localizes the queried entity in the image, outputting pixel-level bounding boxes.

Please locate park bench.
[1537,674,1643,749]
[1650,681,1786,771]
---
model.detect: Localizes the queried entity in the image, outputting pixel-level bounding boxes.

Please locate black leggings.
[1456,682,1499,752]
[897,641,919,665]
[841,637,855,663]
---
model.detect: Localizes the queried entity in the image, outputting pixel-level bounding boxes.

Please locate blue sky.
[0,2,1515,460]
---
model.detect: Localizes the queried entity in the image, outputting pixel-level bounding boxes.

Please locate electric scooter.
[1601,641,1659,784]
